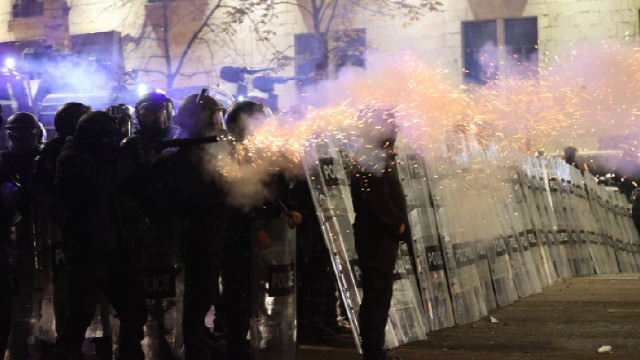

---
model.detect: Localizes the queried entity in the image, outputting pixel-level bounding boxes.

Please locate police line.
[303,133,640,351]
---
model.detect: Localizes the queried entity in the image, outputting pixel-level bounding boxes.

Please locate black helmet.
[135,92,173,138]
[224,100,272,141]
[54,102,91,137]
[176,91,225,137]
[6,112,44,153]
[75,111,119,152]
[105,104,135,140]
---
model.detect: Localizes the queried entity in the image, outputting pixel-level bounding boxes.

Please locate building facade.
[1,0,639,109]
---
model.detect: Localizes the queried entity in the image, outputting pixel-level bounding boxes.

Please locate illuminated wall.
[1,0,639,109]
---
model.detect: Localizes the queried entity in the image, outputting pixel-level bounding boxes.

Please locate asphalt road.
[298,274,640,360]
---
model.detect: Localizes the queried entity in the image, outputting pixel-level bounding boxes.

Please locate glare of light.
[137,84,149,97]
[238,95,245,101]
[4,58,15,69]
[154,88,166,94]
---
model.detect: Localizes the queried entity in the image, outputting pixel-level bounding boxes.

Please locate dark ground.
[298,274,640,360]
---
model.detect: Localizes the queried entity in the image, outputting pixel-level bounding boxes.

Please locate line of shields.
[8,128,640,359]
[303,130,640,352]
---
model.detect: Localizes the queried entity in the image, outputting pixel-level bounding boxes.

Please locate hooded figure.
[349,105,409,360]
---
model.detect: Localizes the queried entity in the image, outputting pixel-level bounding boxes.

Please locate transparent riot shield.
[425,156,488,324]
[441,132,499,312]
[531,156,572,279]
[513,165,555,287]
[499,162,543,296]
[557,161,594,276]
[396,148,455,331]
[482,145,540,299]
[520,158,558,284]
[250,217,296,360]
[332,133,428,345]
[584,174,617,273]
[138,220,182,360]
[466,141,518,307]
[617,195,640,270]
[569,168,609,275]
[33,196,62,344]
[303,136,427,352]
[611,191,638,272]
[544,159,581,277]
[604,190,633,272]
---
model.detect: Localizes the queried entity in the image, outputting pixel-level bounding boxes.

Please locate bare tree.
[124,0,277,89]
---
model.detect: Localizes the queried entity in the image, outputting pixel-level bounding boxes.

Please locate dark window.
[463,20,498,84]
[294,32,328,104]
[505,17,538,78]
[12,0,44,19]
[71,31,124,67]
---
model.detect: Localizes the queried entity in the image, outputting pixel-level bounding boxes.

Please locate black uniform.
[158,145,229,360]
[53,113,146,360]
[121,129,182,360]
[0,156,20,358]
[350,146,409,360]
[0,137,41,358]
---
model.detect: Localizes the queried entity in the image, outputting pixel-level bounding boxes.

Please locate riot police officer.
[32,102,91,198]
[53,111,146,360]
[1,112,44,358]
[105,104,135,143]
[31,102,91,352]
[157,92,228,360]
[219,100,302,359]
[121,92,180,360]
[0,104,20,358]
[350,106,408,360]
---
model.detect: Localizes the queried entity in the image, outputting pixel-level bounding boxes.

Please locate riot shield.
[482,146,540,299]
[303,136,427,351]
[604,190,633,272]
[513,165,555,287]
[332,133,428,345]
[138,220,182,359]
[33,196,63,344]
[544,159,581,277]
[425,156,488,324]
[396,148,455,331]
[499,162,543,296]
[531,156,572,279]
[250,216,296,360]
[466,141,518,307]
[584,174,619,273]
[611,191,638,272]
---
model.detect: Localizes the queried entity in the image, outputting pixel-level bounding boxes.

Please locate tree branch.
[171,0,224,85]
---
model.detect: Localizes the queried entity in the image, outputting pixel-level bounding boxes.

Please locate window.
[463,17,538,84]
[463,20,498,84]
[505,18,538,78]
[12,0,44,19]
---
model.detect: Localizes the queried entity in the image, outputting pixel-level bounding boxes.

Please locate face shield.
[136,100,174,137]
[7,127,41,153]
